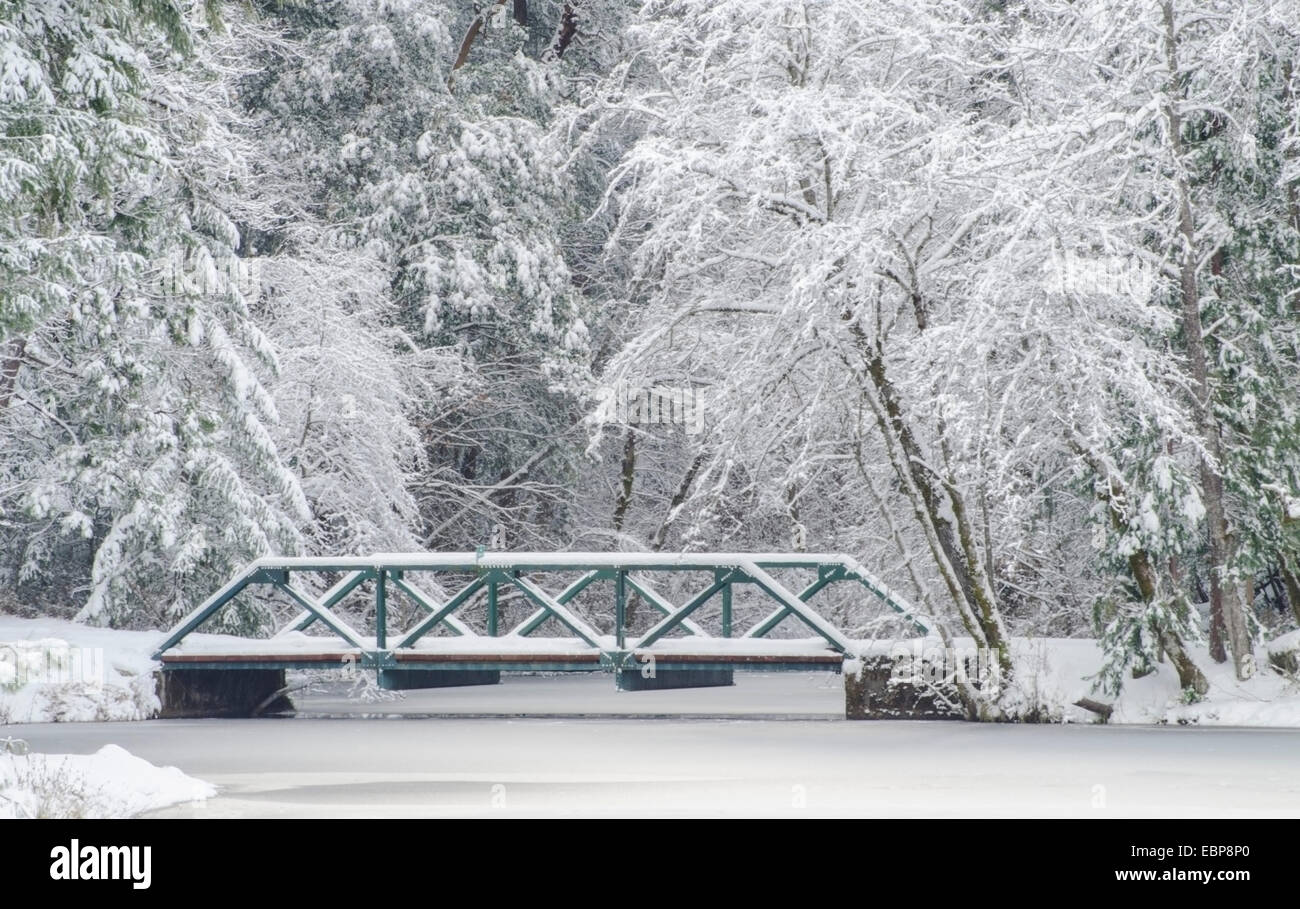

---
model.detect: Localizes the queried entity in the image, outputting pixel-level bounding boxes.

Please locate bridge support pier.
[157,668,293,718]
[377,669,501,690]
[615,668,734,691]
[843,656,964,719]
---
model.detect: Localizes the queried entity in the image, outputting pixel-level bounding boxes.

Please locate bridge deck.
[160,635,846,673]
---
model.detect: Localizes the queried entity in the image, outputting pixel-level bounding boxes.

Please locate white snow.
[243,550,884,570]
[412,633,601,655]
[1021,637,1300,727]
[166,631,842,657]
[631,636,837,656]
[0,744,215,818]
[1268,628,1300,660]
[0,616,162,724]
[853,635,1300,727]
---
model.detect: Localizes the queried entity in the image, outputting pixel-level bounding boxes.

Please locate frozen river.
[9,673,1300,817]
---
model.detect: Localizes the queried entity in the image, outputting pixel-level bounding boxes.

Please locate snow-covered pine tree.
[0,1,309,629]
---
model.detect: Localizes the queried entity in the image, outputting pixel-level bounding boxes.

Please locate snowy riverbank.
[0,743,215,818]
[996,636,1300,726]
[0,617,164,724]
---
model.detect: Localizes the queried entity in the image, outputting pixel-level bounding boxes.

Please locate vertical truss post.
[615,569,627,649]
[487,574,499,637]
[719,570,732,638]
[375,568,388,649]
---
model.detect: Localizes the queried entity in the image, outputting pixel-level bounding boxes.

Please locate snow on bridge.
[152,552,934,713]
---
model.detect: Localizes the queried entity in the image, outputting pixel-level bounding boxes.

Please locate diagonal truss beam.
[744,571,838,640]
[393,575,488,649]
[274,582,370,651]
[635,573,733,650]
[745,562,932,640]
[274,570,368,637]
[623,574,707,637]
[512,570,602,637]
[390,575,477,638]
[507,573,604,648]
[738,561,852,653]
[837,559,932,634]
[151,567,256,659]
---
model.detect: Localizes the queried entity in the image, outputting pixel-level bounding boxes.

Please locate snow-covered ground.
[857,636,1300,726]
[3,614,1299,726]
[0,743,215,818]
[1008,636,1300,726]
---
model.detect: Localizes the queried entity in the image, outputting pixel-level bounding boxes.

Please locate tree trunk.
[1161,1,1253,679]
[1207,572,1228,663]
[0,338,25,410]
[859,339,976,609]
[785,482,804,551]
[612,429,636,534]
[1281,562,1300,627]
[1073,438,1209,695]
[1127,519,1209,696]
[847,321,1012,681]
[451,0,527,77]
[543,3,580,62]
[649,453,705,552]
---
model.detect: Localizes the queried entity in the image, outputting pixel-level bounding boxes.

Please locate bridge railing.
[152,552,932,666]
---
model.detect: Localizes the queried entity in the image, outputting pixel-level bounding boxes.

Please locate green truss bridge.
[152,552,933,716]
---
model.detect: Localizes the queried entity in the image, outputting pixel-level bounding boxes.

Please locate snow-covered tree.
[1025,0,1300,682]
[247,0,593,550]
[0,1,310,627]
[565,0,1299,705]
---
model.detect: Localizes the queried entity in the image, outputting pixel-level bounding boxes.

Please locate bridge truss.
[154,552,932,689]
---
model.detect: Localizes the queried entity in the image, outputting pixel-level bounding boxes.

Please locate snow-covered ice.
[8,683,1299,818]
